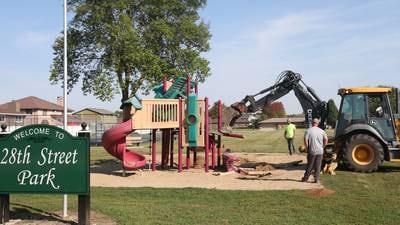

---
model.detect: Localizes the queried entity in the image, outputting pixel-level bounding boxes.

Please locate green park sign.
[0,125,89,194]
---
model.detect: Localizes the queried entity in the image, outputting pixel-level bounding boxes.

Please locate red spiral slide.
[102,119,146,170]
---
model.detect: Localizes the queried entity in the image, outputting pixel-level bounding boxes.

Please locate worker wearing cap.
[301,118,328,184]
[284,118,296,155]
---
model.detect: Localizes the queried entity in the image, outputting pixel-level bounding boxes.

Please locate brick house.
[0,96,73,128]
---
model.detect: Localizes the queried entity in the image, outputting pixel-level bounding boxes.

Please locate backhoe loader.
[229,70,400,172]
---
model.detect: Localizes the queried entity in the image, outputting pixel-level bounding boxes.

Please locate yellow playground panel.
[131,98,206,147]
[132,99,180,129]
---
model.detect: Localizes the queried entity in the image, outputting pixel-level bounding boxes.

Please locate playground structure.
[102,76,243,172]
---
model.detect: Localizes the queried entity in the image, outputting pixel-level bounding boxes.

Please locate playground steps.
[162,77,187,99]
[154,77,196,99]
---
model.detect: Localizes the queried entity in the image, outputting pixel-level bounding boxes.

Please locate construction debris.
[213,159,302,179]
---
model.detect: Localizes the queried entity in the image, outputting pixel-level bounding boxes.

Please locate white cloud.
[253,11,327,50]
[15,31,57,48]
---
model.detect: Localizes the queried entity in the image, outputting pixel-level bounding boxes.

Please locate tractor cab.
[336,87,397,142]
[334,87,400,172]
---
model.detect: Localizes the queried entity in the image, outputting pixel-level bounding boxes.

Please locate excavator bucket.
[229,101,248,126]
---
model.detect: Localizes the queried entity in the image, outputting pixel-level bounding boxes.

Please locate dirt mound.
[305,188,335,198]
[255,163,275,171]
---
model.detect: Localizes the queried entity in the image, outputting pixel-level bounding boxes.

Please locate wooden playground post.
[161,129,171,169]
[186,75,191,170]
[186,147,190,170]
[178,98,183,172]
[204,97,210,172]
[211,134,216,169]
[161,130,165,169]
[170,129,174,168]
[186,75,191,96]
[217,134,222,167]
[193,149,197,167]
[152,129,157,171]
[163,76,168,93]
[218,99,222,129]
[186,147,191,170]
[166,130,171,166]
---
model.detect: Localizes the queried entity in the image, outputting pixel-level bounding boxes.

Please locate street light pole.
[62,0,68,218]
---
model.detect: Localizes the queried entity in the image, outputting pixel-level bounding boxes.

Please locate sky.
[0,0,399,114]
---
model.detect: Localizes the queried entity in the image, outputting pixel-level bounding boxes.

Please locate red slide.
[102,119,146,170]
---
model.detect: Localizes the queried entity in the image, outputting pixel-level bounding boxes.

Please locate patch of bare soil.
[91,153,324,190]
[6,211,116,225]
[305,188,336,198]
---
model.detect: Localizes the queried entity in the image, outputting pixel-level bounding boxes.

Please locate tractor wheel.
[342,134,383,172]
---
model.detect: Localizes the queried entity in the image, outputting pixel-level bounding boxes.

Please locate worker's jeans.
[286,138,295,155]
[303,154,323,182]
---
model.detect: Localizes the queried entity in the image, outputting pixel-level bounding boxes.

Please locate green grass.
[227,128,334,153]
[7,129,400,225]
[9,162,400,224]
[221,128,310,153]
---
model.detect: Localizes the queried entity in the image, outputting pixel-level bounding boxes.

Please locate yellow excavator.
[229,70,400,172]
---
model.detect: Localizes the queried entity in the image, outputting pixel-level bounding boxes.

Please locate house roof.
[51,114,82,123]
[73,108,115,115]
[0,108,27,115]
[0,96,72,114]
[260,117,305,124]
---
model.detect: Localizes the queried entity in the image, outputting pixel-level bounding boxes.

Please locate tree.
[327,99,338,127]
[114,110,123,118]
[208,101,221,119]
[390,87,399,112]
[208,101,237,127]
[378,86,399,112]
[250,118,260,129]
[263,102,286,118]
[50,0,211,120]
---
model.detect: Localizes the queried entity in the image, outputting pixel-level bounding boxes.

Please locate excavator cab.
[334,87,399,172]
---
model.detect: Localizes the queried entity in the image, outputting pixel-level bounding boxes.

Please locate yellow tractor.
[333,87,400,172]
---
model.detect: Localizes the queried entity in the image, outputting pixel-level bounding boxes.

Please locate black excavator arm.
[229,70,328,129]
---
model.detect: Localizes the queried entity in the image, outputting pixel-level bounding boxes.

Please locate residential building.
[73,108,117,124]
[210,113,257,130]
[259,117,306,130]
[0,96,73,128]
[73,108,118,143]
